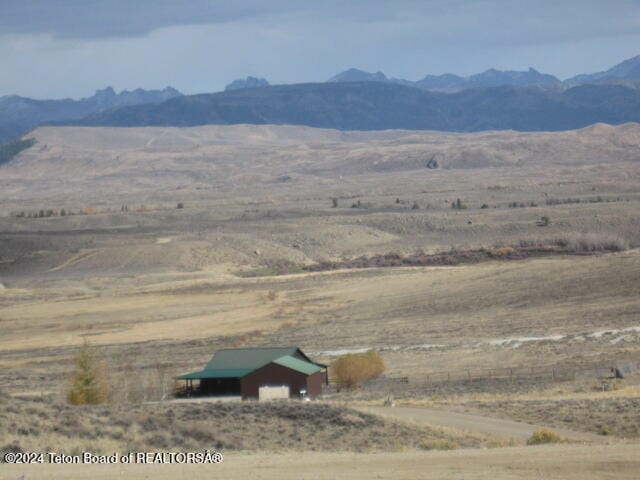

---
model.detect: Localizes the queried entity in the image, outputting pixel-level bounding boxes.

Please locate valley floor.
[1,123,639,476]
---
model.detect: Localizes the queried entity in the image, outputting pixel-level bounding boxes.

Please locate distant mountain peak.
[225,76,270,91]
[87,86,182,103]
[162,86,181,95]
[327,68,389,83]
[94,86,116,98]
[568,54,640,84]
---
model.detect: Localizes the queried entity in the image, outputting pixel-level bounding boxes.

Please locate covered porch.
[177,368,251,397]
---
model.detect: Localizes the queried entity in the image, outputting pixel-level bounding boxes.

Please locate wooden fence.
[329,359,640,390]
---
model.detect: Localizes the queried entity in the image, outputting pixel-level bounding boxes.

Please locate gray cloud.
[0,0,301,38]
[0,0,638,98]
[1,0,637,41]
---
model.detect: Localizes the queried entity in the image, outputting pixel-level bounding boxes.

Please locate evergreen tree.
[67,340,107,405]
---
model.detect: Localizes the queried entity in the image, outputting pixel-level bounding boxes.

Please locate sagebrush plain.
[1,123,639,478]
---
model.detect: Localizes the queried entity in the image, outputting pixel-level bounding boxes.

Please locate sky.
[1,0,639,99]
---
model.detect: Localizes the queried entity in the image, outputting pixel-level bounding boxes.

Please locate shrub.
[492,246,515,257]
[332,351,385,390]
[558,233,628,253]
[451,198,467,210]
[266,290,279,301]
[537,216,550,227]
[67,340,108,405]
[526,428,562,445]
[176,202,184,209]
[419,439,458,450]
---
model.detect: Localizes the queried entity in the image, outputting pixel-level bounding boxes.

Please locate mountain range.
[328,55,640,91]
[328,67,562,91]
[74,81,640,133]
[2,55,640,142]
[0,86,182,142]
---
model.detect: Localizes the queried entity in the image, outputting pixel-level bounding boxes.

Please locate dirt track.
[3,444,639,480]
[360,406,604,443]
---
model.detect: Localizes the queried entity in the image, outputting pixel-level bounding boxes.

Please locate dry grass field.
[1,123,639,472]
[3,445,640,480]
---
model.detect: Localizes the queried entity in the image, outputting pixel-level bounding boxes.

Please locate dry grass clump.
[265,290,279,301]
[332,351,386,391]
[418,439,459,450]
[526,428,563,445]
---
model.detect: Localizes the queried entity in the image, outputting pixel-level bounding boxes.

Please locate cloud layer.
[1,1,638,98]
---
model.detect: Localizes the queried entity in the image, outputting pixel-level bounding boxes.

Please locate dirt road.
[3,444,639,480]
[360,405,603,442]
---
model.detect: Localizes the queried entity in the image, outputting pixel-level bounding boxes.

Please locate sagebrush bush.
[526,428,562,445]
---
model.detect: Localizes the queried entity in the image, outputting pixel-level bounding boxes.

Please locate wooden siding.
[240,362,323,399]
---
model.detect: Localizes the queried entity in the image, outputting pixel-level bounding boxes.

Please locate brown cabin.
[178,347,327,399]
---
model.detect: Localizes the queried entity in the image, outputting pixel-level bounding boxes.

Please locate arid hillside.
[1,123,639,204]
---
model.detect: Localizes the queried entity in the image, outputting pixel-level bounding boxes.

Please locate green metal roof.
[178,347,325,380]
[272,355,322,375]
[177,368,253,380]
[204,347,302,371]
